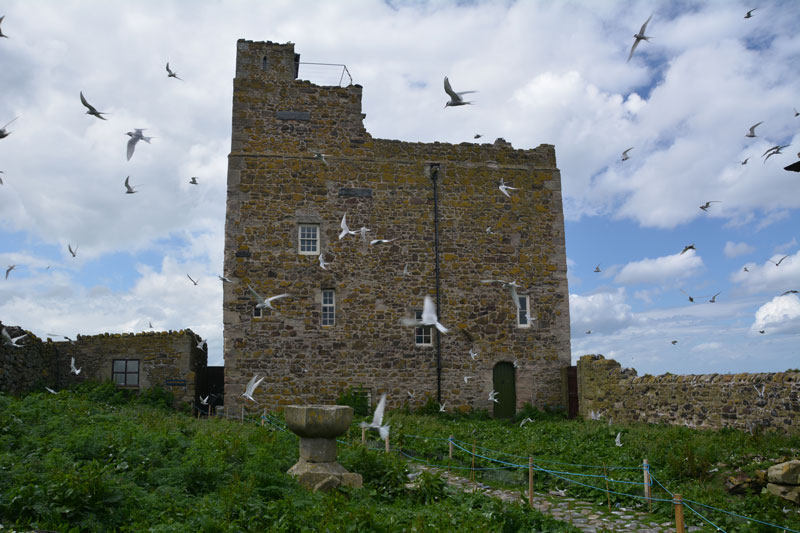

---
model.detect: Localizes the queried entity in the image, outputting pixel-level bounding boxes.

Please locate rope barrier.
[682,498,800,533]
[683,501,727,532]
[201,413,797,533]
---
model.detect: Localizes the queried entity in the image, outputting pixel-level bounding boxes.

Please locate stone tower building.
[223,40,571,416]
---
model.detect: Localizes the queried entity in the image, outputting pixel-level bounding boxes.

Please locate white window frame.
[298,224,320,255]
[253,305,262,319]
[322,289,335,326]
[414,310,433,346]
[517,295,531,328]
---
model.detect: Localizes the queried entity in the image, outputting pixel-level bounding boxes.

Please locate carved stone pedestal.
[284,405,363,492]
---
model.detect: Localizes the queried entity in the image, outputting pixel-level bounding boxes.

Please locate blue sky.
[1,0,798,374]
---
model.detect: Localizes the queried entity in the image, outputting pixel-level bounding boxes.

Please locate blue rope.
[399,450,518,471]
[683,498,800,533]
[449,437,641,470]
[683,501,727,532]
[649,473,673,497]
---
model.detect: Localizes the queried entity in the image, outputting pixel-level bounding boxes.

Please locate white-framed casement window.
[414,310,432,345]
[517,295,531,328]
[112,359,139,387]
[298,224,320,255]
[253,305,262,319]
[321,289,335,326]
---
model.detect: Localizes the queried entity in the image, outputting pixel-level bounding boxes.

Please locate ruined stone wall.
[223,40,571,414]
[0,324,59,395]
[54,330,206,406]
[577,355,800,433]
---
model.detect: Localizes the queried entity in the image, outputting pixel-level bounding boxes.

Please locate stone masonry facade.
[55,330,207,407]
[578,355,800,433]
[223,40,571,415]
[1,321,205,408]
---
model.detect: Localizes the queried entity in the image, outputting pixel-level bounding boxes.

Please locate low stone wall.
[55,330,207,406]
[0,323,59,394]
[577,355,799,433]
[1,322,207,407]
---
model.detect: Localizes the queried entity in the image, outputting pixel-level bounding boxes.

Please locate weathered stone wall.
[0,323,59,394]
[577,355,800,433]
[55,330,207,406]
[223,40,572,414]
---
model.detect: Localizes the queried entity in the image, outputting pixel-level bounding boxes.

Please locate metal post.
[430,164,442,404]
[603,462,611,510]
[674,494,685,533]
[643,459,651,512]
[528,457,534,508]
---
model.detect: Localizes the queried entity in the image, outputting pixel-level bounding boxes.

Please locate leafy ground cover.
[0,385,577,532]
[359,402,800,532]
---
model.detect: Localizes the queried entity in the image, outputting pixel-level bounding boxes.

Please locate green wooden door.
[492,362,516,418]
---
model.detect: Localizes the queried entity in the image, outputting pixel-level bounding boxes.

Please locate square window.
[112,359,139,387]
[517,295,531,328]
[414,310,432,345]
[322,289,335,326]
[298,224,319,255]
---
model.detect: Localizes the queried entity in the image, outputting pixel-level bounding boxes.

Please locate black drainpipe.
[430,164,442,404]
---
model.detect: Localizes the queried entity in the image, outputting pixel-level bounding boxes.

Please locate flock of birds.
[590,9,799,344]
[2,10,797,427]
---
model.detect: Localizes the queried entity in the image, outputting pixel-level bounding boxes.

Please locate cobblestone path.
[411,464,705,532]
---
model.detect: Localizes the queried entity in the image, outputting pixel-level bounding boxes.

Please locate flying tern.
[0,116,19,139]
[359,393,390,440]
[80,92,108,120]
[247,284,291,310]
[2,327,27,348]
[165,62,183,80]
[124,176,139,194]
[627,14,653,62]
[126,128,153,161]
[241,375,264,402]
[401,295,448,333]
[443,76,475,107]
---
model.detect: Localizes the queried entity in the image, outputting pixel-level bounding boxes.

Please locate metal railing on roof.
[297,62,353,87]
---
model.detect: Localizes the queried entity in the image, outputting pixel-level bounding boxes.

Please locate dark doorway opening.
[492,362,516,418]
[567,366,578,419]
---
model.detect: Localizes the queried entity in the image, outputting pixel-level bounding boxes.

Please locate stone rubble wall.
[223,40,572,414]
[1,322,206,407]
[0,323,59,394]
[55,330,207,407]
[577,355,800,433]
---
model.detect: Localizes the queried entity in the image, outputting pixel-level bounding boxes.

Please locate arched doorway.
[492,362,516,418]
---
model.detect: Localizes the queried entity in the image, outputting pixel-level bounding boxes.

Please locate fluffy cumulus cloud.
[724,241,755,259]
[732,249,800,295]
[569,288,637,334]
[751,294,800,336]
[614,250,703,286]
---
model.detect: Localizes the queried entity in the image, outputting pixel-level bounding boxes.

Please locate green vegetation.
[0,385,577,532]
[371,404,800,532]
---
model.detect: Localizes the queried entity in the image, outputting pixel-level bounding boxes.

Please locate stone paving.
[411,464,705,532]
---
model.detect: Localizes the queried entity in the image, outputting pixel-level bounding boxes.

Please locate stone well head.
[284,405,353,439]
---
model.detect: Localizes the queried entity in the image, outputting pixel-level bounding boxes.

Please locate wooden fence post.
[643,459,651,512]
[385,434,390,454]
[471,440,476,490]
[361,427,366,445]
[528,457,534,508]
[241,406,244,422]
[674,494,685,533]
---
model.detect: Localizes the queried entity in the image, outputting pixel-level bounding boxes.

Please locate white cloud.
[751,294,800,336]
[731,249,800,295]
[614,250,703,285]
[723,241,755,259]
[569,288,637,334]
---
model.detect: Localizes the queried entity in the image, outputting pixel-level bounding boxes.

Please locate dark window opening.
[113,359,139,387]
